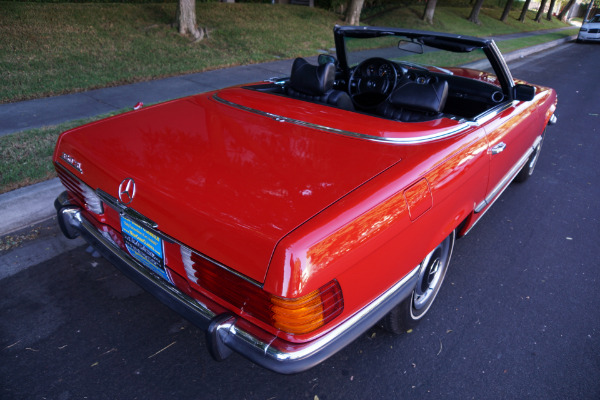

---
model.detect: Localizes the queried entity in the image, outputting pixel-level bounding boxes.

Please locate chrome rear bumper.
[55,191,418,374]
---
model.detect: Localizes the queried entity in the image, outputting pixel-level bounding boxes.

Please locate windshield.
[344,34,494,74]
[590,15,600,23]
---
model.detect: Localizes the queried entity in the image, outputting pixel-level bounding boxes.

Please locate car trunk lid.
[55,88,404,283]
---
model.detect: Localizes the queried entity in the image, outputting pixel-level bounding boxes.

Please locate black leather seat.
[378,78,448,122]
[287,58,354,112]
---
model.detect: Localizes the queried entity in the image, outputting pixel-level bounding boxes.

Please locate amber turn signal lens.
[270,282,343,335]
[181,247,344,335]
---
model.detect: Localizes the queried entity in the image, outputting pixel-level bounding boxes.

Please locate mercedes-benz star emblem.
[118,178,136,205]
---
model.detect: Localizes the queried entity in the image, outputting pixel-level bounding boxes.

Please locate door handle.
[491,142,506,155]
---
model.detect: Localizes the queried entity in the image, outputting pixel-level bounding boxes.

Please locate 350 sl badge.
[60,152,82,173]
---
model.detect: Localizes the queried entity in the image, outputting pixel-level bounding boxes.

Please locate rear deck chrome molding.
[55,199,419,374]
[212,93,471,145]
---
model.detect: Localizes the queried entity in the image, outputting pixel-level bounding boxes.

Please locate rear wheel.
[382,231,455,334]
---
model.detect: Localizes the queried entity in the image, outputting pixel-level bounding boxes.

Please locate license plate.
[120,216,171,283]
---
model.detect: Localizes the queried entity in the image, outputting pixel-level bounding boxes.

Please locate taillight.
[181,247,343,335]
[79,181,104,214]
[270,281,343,334]
[56,164,103,215]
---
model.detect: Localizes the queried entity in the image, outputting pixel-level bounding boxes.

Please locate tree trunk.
[467,0,485,24]
[535,0,549,22]
[345,0,366,26]
[176,0,204,42]
[546,0,557,21]
[500,0,514,22]
[557,0,576,21]
[518,0,532,22]
[422,0,438,24]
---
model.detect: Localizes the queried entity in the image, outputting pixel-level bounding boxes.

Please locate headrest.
[389,80,448,113]
[289,58,336,96]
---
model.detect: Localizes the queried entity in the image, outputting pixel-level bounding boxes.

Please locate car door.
[480,101,542,204]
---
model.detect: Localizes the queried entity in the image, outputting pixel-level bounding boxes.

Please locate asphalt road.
[1,42,599,400]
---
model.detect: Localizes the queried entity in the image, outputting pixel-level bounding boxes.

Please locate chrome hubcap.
[410,233,454,319]
[414,252,443,310]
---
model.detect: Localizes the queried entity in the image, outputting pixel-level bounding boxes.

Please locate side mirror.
[318,54,337,66]
[513,84,535,101]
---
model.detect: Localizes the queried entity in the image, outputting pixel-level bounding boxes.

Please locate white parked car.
[578,14,600,42]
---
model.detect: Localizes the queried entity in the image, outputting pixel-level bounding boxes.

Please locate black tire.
[382,231,455,334]
[515,131,545,183]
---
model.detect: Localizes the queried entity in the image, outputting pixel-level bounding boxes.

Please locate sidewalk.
[0,28,577,237]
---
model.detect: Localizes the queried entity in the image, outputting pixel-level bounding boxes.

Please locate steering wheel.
[348,58,399,108]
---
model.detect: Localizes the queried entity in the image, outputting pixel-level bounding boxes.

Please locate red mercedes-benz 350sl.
[53,26,557,373]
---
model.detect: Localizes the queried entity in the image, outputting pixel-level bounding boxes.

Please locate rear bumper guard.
[55,191,418,374]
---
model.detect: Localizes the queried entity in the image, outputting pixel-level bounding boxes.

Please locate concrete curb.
[0,36,575,238]
[0,178,64,236]
[503,35,576,63]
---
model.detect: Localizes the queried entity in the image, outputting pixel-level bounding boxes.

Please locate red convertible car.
[53,26,557,373]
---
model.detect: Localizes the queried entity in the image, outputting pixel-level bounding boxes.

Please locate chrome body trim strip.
[54,199,419,374]
[212,93,472,144]
[489,40,515,87]
[474,101,514,125]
